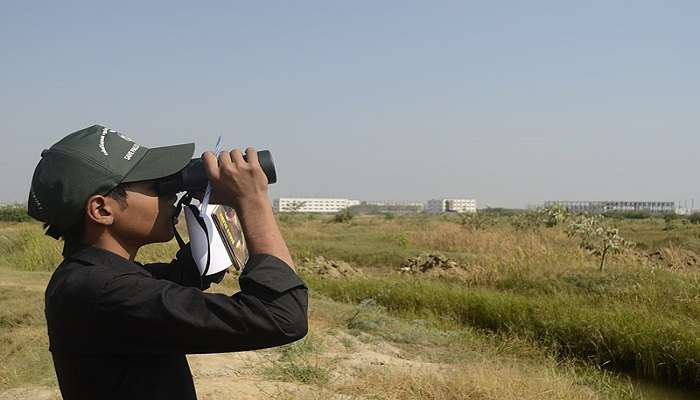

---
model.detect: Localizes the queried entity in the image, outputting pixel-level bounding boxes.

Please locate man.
[27,125,308,399]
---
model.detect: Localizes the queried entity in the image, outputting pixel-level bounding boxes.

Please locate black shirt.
[45,244,308,400]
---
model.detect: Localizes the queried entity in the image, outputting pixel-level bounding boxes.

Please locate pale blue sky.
[2,1,698,208]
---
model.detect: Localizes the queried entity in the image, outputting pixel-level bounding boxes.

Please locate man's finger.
[245,147,258,167]
[202,152,220,181]
[230,149,245,166]
[219,148,233,169]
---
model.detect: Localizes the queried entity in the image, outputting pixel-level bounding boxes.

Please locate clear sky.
[2,1,698,208]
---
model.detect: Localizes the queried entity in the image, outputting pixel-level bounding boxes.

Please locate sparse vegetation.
[690,212,700,225]
[305,271,700,387]
[566,214,635,271]
[264,334,330,385]
[511,205,569,232]
[332,207,354,223]
[0,204,32,222]
[457,212,496,231]
[286,200,308,213]
[2,215,699,398]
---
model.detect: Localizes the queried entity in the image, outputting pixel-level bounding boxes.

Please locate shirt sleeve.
[140,243,223,290]
[94,254,308,355]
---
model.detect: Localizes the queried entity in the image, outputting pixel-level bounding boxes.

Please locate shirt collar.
[65,244,149,275]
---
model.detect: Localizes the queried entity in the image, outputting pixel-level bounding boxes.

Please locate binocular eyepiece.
[156,150,277,195]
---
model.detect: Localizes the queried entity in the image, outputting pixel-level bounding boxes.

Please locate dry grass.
[265,296,641,400]
[331,364,598,400]
[2,216,697,398]
[0,285,55,390]
[0,256,643,399]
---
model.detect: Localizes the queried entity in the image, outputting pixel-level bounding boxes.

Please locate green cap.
[28,124,194,239]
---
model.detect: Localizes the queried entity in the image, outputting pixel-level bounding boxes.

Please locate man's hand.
[200,148,268,209]
[199,147,295,269]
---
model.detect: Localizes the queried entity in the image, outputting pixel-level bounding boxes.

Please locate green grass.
[321,295,644,399]
[0,285,55,389]
[304,272,700,388]
[0,222,188,272]
[0,223,62,271]
[2,215,700,395]
[0,204,32,222]
[264,362,331,385]
[263,334,330,385]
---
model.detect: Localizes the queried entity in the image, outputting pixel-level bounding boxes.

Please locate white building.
[675,207,691,216]
[360,201,425,214]
[273,198,361,213]
[544,201,675,215]
[425,198,477,213]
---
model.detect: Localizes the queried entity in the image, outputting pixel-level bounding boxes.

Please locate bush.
[333,208,354,223]
[603,211,653,220]
[689,213,700,224]
[510,206,568,231]
[478,207,524,217]
[458,212,495,231]
[0,204,32,222]
[566,215,634,271]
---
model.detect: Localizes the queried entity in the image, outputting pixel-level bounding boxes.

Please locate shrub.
[603,211,653,220]
[566,215,634,271]
[510,206,568,232]
[478,207,524,217]
[0,204,32,222]
[333,208,354,223]
[689,213,700,224]
[458,212,495,231]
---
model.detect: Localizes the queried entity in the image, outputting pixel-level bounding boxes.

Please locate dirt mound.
[298,256,363,278]
[646,247,698,271]
[398,253,466,279]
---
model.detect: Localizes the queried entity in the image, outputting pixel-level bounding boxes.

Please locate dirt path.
[0,328,440,400]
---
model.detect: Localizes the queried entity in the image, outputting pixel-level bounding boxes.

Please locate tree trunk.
[599,244,608,272]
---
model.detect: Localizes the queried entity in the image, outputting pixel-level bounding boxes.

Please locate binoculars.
[156,150,277,195]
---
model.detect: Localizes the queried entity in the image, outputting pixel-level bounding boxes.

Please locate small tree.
[286,201,307,214]
[0,203,31,222]
[663,214,677,231]
[511,205,568,232]
[333,207,354,223]
[566,215,635,271]
[458,212,495,231]
[539,205,569,227]
[511,212,541,231]
[689,212,700,225]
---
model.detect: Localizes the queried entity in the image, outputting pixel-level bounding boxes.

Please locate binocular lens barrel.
[156,150,277,195]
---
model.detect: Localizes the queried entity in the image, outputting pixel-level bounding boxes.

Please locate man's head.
[28,125,194,250]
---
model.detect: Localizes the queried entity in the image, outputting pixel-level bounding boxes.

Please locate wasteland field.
[1,208,699,399]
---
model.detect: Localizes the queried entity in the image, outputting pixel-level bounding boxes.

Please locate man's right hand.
[201,148,269,210]
[200,147,295,269]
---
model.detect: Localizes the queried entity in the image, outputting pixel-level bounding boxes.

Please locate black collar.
[66,244,150,276]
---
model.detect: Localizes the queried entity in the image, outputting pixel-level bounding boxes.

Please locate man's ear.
[85,195,117,227]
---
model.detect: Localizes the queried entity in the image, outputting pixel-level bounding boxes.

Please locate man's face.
[111,181,179,246]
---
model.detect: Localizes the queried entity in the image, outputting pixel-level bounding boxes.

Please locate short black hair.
[107,184,129,209]
[61,183,131,244]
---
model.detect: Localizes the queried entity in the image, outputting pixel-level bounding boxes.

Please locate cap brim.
[122,143,195,183]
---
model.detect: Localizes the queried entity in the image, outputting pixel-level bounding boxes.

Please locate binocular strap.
[173,195,211,286]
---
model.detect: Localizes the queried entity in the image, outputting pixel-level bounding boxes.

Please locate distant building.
[273,198,361,213]
[352,201,424,215]
[674,207,692,216]
[544,201,675,214]
[425,198,477,213]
